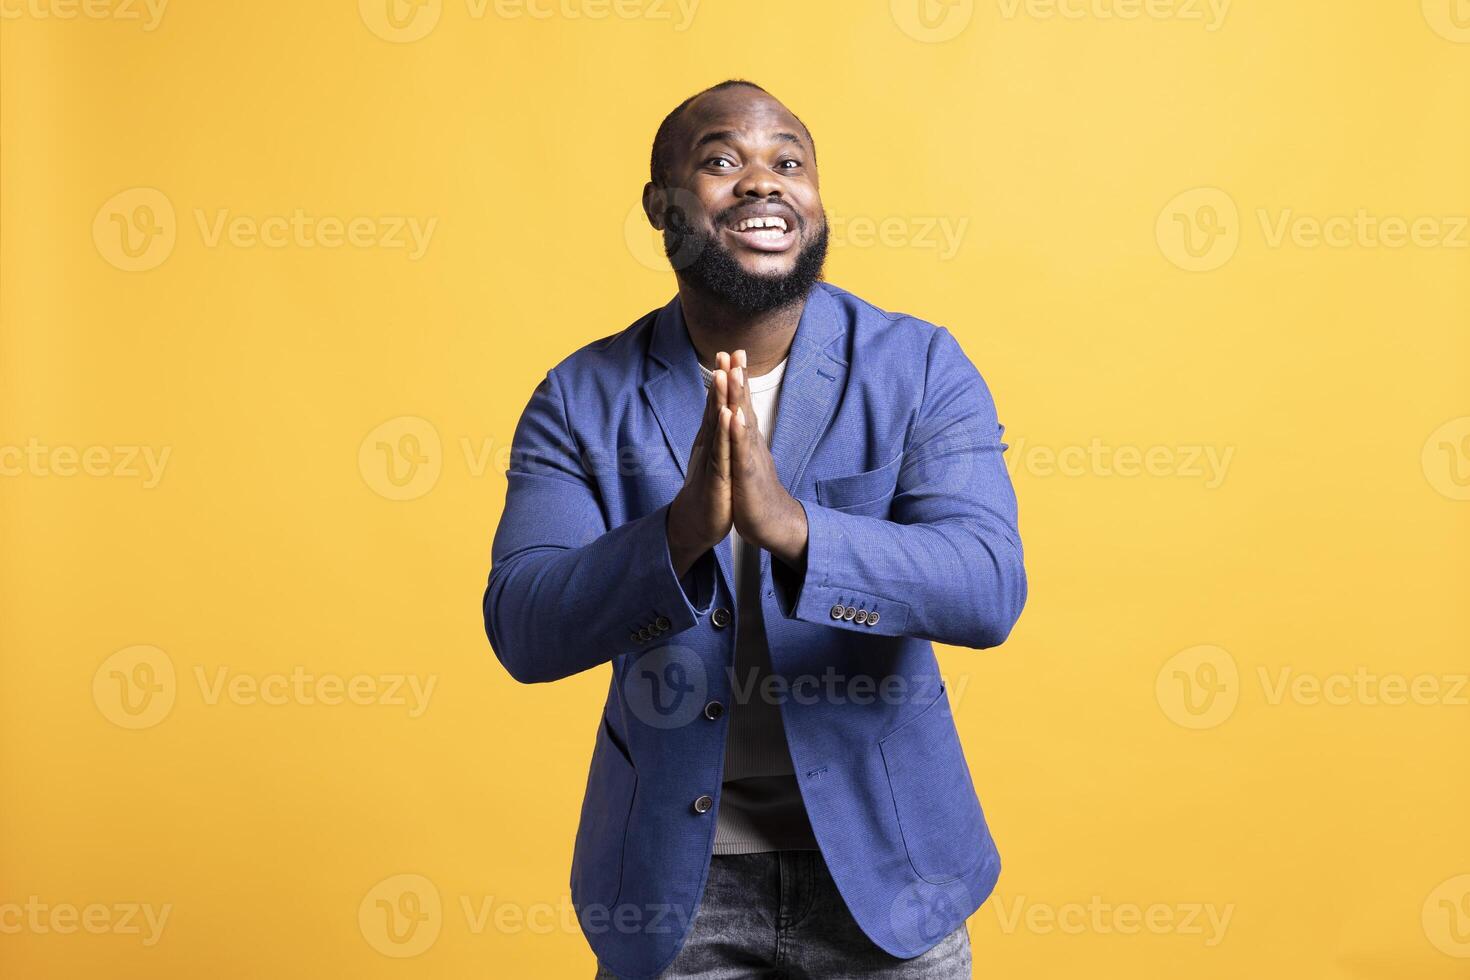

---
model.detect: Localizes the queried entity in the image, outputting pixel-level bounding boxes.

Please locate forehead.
[679,88,810,154]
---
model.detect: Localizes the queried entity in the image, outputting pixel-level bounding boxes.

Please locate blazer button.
[655,615,671,630]
[703,700,724,720]
[843,606,857,621]
[830,603,845,619]
[868,610,880,626]
[692,795,714,814]
[711,607,731,629]
[637,627,651,642]
[630,631,642,643]
[854,609,869,624]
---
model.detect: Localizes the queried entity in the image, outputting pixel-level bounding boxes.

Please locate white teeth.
[734,216,789,233]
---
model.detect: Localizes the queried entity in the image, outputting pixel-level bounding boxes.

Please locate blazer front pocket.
[878,682,987,884]
[815,452,904,514]
[570,713,637,912]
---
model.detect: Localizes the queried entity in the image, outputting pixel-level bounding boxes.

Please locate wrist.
[666,499,707,579]
[765,495,809,566]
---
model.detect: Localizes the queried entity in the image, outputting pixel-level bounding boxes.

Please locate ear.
[642,182,666,231]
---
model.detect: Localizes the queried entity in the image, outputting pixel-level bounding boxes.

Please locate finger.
[732,358,759,435]
[715,404,732,482]
[693,392,711,454]
[716,351,730,410]
[699,361,723,438]
[691,368,718,460]
[729,401,747,475]
[708,354,731,422]
[702,368,728,467]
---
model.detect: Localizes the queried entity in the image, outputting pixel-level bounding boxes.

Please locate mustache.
[661,204,812,236]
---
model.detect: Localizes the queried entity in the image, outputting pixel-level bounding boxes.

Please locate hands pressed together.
[666,349,809,580]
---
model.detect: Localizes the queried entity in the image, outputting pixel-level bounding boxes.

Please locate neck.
[677,281,806,378]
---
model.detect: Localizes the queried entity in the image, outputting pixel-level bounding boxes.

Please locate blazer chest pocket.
[815,453,903,516]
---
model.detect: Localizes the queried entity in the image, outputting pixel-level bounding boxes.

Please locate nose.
[733,167,783,201]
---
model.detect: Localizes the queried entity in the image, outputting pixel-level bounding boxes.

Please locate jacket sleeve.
[482,370,717,684]
[770,327,1027,650]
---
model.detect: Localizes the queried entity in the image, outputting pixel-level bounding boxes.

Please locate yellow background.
[2,1,1467,977]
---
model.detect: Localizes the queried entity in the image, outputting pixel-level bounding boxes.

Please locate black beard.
[662,210,829,316]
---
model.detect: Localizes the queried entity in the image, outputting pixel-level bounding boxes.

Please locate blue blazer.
[484,281,1027,979]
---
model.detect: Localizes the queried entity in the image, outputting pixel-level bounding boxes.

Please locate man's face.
[645,87,828,315]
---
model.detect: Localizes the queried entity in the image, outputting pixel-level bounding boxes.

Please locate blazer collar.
[644,281,846,495]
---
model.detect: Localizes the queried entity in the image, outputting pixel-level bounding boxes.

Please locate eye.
[778,159,802,170]
[705,157,735,169]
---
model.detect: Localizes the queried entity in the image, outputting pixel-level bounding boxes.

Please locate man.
[483,79,1027,979]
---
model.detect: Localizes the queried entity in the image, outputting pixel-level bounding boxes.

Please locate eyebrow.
[690,129,806,155]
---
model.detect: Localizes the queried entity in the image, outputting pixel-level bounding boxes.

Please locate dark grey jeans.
[594,850,971,979]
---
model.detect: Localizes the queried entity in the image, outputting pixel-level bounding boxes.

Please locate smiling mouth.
[723,215,798,253]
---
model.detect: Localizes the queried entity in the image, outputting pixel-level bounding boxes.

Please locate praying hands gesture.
[666,349,809,580]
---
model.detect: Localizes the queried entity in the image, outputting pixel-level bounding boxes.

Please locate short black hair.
[648,78,816,188]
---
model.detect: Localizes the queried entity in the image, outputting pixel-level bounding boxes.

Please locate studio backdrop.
[1,2,1467,978]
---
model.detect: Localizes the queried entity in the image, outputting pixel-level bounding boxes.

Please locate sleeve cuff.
[670,535,717,618]
[773,498,911,636]
[591,502,718,652]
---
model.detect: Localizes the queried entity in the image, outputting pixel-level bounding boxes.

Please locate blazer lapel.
[643,283,847,602]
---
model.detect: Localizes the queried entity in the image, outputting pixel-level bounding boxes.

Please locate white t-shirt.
[696,355,819,854]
